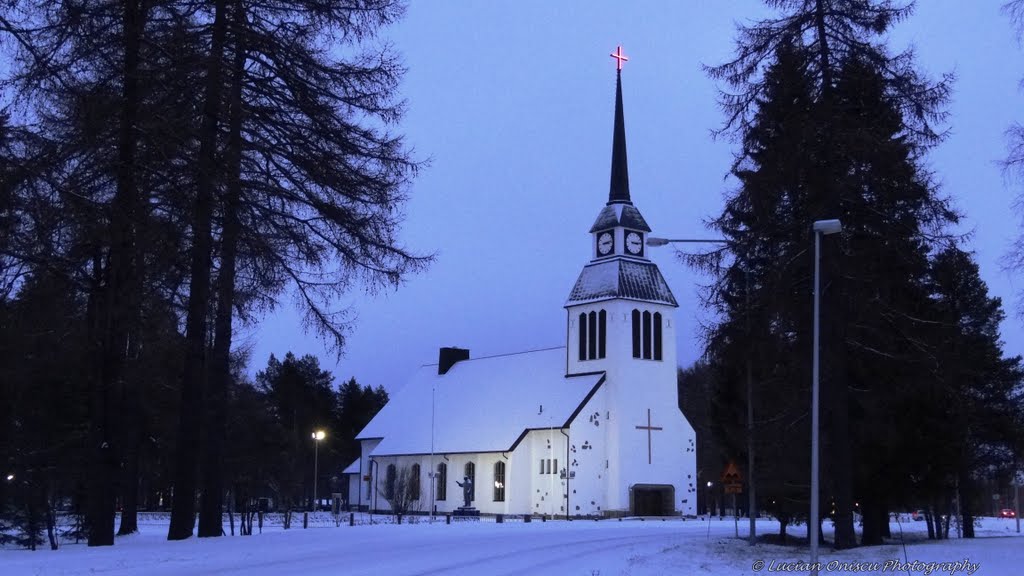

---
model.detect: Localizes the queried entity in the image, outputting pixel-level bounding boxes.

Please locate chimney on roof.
[438,347,469,375]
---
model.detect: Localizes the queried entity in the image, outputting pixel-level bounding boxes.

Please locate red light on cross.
[610,45,629,71]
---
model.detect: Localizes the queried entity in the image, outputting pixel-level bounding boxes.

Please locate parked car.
[912,509,926,521]
[1000,508,1016,518]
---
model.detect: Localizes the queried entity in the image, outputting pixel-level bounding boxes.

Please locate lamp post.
[648,235,758,546]
[810,219,842,576]
[311,429,326,511]
[430,381,436,522]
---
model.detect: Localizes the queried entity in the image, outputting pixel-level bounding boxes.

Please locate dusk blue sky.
[243,2,1024,391]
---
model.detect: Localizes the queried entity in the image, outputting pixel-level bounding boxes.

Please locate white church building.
[344,56,697,518]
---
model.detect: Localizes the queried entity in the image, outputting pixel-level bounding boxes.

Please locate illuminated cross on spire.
[610,45,629,71]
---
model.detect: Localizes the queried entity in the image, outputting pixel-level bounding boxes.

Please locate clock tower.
[562,47,697,516]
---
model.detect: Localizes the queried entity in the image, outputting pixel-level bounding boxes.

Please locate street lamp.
[648,235,758,546]
[311,429,326,511]
[810,218,841,575]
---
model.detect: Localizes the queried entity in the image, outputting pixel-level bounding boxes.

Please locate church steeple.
[608,48,631,206]
[588,46,650,248]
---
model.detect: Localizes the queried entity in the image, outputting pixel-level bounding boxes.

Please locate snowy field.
[3,513,1021,575]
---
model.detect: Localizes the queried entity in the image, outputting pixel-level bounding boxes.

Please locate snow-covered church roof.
[565,259,678,307]
[356,347,604,457]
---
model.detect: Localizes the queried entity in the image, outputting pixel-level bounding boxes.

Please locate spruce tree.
[926,246,1024,538]
[705,0,956,548]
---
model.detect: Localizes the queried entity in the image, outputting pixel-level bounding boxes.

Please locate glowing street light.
[5,474,13,482]
[312,429,326,511]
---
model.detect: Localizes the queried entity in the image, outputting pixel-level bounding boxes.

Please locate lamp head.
[812,219,842,235]
[646,237,670,247]
[312,430,326,441]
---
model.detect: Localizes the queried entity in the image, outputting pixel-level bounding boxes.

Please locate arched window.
[436,463,447,501]
[642,311,652,359]
[493,461,506,502]
[580,309,608,361]
[465,462,476,502]
[410,463,421,501]
[653,312,663,361]
[578,312,587,361]
[385,464,397,500]
[588,311,597,359]
[630,309,664,361]
[631,309,641,358]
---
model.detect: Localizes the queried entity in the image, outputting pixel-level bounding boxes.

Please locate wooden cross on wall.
[635,408,663,465]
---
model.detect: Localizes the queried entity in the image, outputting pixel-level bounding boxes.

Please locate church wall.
[599,302,697,516]
[520,429,568,517]
[355,438,380,511]
[442,453,514,516]
[567,385,608,517]
[565,299,698,516]
[345,474,360,509]
[507,447,531,514]
[363,452,524,516]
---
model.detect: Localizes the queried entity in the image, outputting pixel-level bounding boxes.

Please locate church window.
[588,311,597,359]
[436,463,447,501]
[410,464,421,501]
[385,464,397,500]
[540,458,559,475]
[579,309,608,361]
[465,462,476,502]
[578,313,587,361]
[631,309,641,358]
[493,462,506,502]
[642,311,652,359]
[632,309,663,361]
[653,312,663,361]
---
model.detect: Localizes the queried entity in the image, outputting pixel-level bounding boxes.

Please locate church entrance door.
[630,484,674,516]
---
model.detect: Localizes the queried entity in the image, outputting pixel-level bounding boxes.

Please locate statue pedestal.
[453,507,480,517]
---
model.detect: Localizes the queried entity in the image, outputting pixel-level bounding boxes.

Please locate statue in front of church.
[455,476,473,508]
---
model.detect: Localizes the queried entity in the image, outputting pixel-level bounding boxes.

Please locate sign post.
[721,461,744,538]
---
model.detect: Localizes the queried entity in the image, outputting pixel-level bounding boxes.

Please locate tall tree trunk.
[861,497,882,546]
[116,420,139,536]
[168,0,229,541]
[198,0,245,537]
[959,470,974,538]
[88,0,145,546]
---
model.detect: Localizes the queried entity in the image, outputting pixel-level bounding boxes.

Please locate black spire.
[608,68,631,205]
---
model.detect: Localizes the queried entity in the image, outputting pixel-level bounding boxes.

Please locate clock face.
[626,232,643,255]
[598,232,613,255]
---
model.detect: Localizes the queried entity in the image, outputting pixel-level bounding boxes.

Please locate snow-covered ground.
[3,514,1020,575]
